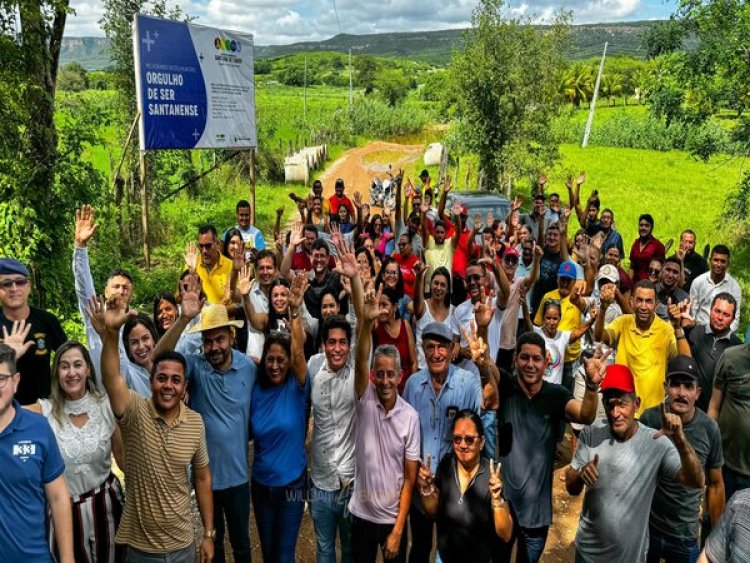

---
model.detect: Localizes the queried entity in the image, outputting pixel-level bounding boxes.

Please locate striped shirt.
[116,391,209,552]
[705,489,750,563]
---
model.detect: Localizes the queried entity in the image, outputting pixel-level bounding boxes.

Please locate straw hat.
[186,303,244,334]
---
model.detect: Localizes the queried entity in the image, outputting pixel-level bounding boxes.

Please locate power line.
[331,0,342,35]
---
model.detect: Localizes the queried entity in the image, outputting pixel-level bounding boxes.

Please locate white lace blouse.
[39,393,116,497]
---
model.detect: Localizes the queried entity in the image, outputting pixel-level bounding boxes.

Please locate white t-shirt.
[533,327,571,385]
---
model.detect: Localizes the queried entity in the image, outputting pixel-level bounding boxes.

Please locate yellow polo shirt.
[194,254,233,304]
[534,289,583,363]
[605,314,677,416]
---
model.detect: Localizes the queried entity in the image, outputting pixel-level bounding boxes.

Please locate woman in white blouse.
[24,341,124,563]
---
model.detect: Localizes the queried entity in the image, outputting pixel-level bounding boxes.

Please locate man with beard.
[629,214,666,283]
[351,288,420,563]
[686,293,741,412]
[328,178,355,221]
[281,223,336,275]
[641,356,725,563]
[690,245,742,334]
[531,221,569,314]
[497,245,542,373]
[497,331,603,562]
[594,280,691,416]
[192,224,234,305]
[598,208,623,257]
[677,230,708,291]
[101,295,215,562]
[424,216,461,277]
[655,257,690,321]
[451,259,509,373]
[152,288,255,563]
[566,364,704,563]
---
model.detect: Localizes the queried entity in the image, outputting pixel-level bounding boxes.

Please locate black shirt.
[687,324,742,411]
[682,252,709,292]
[531,248,562,314]
[0,307,67,404]
[435,455,510,563]
[655,283,689,321]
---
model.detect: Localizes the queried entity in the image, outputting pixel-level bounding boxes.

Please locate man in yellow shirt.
[534,260,586,391]
[594,280,691,415]
[192,225,233,305]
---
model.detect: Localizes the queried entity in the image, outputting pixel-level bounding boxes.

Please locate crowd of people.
[1,168,750,563]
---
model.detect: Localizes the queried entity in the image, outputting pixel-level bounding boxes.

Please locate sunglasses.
[198,243,215,250]
[648,268,662,275]
[0,278,29,290]
[452,434,479,446]
[466,274,484,282]
[503,256,519,263]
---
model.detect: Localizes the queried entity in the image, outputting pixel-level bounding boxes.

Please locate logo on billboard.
[214,37,241,52]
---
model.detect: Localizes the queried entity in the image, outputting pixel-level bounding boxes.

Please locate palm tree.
[561,64,594,107]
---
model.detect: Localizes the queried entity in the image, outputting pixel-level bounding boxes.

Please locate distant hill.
[61,21,659,70]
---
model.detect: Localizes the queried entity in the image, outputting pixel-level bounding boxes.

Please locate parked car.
[447,191,512,223]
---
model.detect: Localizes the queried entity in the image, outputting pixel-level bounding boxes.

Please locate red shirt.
[328,195,355,218]
[629,236,665,282]
[392,253,418,298]
[452,227,478,277]
[290,249,336,272]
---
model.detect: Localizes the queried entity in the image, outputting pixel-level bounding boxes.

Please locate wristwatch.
[204,529,216,540]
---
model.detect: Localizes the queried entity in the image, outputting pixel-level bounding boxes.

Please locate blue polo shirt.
[0,401,64,562]
[186,351,256,490]
[403,365,482,466]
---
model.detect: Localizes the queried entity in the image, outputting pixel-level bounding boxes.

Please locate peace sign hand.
[473,287,496,329]
[461,321,487,363]
[1,320,34,360]
[582,345,611,386]
[489,459,503,500]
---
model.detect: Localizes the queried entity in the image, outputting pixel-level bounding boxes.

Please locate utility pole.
[582,42,608,148]
[304,56,307,121]
[139,151,150,269]
[348,48,353,109]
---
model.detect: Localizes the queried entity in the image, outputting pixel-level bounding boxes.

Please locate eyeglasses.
[452,434,479,446]
[197,243,215,250]
[648,268,661,275]
[0,278,29,290]
[0,374,15,389]
[384,270,399,277]
[398,242,408,247]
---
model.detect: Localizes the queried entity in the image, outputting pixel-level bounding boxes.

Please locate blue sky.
[67,0,677,43]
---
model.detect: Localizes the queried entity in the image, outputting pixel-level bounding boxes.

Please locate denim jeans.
[723,465,750,502]
[514,525,549,563]
[351,515,408,563]
[646,526,699,563]
[125,544,195,562]
[251,473,306,563]
[213,482,251,563]
[309,483,353,563]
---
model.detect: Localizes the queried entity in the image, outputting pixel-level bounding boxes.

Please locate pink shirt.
[348,384,420,524]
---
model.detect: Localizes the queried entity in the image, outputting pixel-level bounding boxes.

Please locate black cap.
[667,355,700,382]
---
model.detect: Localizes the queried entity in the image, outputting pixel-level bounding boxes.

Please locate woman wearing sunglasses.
[417,410,513,562]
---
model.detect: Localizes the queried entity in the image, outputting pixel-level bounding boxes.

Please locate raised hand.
[290,222,305,247]
[580,453,599,487]
[237,264,253,296]
[486,211,494,227]
[333,238,359,279]
[511,196,523,213]
[413,261,427,279]
[417,454,435,493]
[582,345,612,386]
[461,321,487,363]
[489,459,503,501]
[184,242,199,273]
[473,287,496,329]
[538,174,548,187]
[653,402,685,441]
[75,204,99,247]
[565,174,573,190]
[473,213,482,231]
[599,282,616,306]
[362,286,387,323]
[443,175,452,193]
[180,274,203,320]
[577,171,586,186]
[420,201,429,215]
[451,201,462,218]
[353,191,362,207]
[289,273,308,310]
[1,320,34,360]
[104,295,134,331]
[84,295,107,337]
[231,242,246,272]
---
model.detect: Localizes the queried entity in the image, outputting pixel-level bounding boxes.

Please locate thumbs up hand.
[580,453,600,488]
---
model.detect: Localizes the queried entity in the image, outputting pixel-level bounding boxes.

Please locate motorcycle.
[370,166,398,209]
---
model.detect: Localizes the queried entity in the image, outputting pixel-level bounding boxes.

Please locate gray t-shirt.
[571,420,681,563]
[641,406,723,540]
[705,489,750,563]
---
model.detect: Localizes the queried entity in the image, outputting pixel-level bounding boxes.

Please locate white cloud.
[65,0,665,41]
